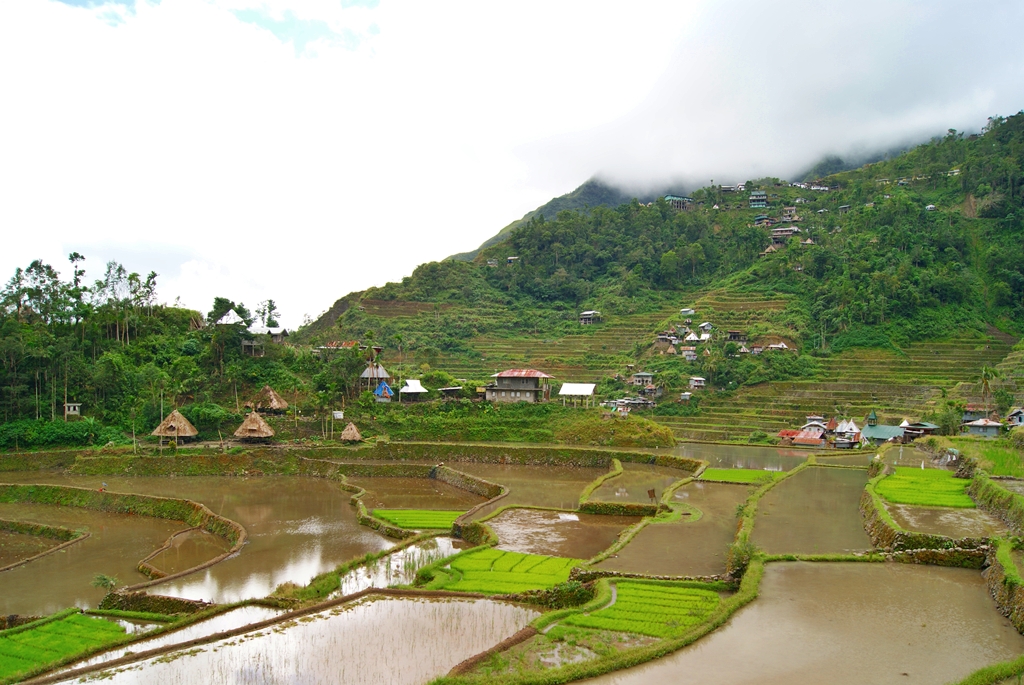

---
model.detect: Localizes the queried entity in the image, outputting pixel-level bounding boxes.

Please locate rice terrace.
[4,65,1024,685]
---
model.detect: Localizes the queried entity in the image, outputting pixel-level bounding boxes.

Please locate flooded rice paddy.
[335,537,466,595]
[487,509,638,559]
[450,463,607,514]
[345,476,486,510]
[590,464,689,503]
[885,502,1009,538]
[0,473,394,606]
[594,482,750,576]
[56,605,285,672]
[145,528,233,576]
[668,442,807,471]
[0,527,59,568]
[582,562,1024,685]
[751,467,872,554]
[0,502,184,616]
[78,597,538,685]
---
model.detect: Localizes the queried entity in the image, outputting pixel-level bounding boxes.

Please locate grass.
[950,438,1024,478]
[698,468,781,484]
[0,612,126,680]
[875,467,976,508]
[562,581,720,639]
[371,509,464,529]
[441,548,579,594]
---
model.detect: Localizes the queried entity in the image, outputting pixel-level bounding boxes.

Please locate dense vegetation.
[3,112,1024,447]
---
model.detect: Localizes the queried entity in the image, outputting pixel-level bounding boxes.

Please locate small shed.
[63,402,81,419]
[579,310,602,325]
[689,376,706,389]
[679,391,693,403]
[965,418,1002,438]
[151,410,198,444]
[250,385,289,413]
[234,412,275,442]
[559,382,596,408]
[680,308,695,316]
[340,422,363,442]
[438,386,464,399]
[400,379,428,400]
[361,363,391,391]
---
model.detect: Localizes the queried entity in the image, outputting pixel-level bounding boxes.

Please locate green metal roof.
[861,424,904,441]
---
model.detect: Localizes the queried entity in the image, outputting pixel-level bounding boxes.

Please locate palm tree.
[979,365,1002,418]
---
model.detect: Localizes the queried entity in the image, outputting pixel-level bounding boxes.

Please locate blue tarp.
[374,381,393,398]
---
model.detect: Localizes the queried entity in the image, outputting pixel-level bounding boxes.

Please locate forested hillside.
[3,112,1023,447]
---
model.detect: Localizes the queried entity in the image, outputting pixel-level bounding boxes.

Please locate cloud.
[2,0,1023,328]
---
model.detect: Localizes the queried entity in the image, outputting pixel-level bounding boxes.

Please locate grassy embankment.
[698,468,781,484]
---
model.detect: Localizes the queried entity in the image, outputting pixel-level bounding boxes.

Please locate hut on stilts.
[151,410,198,446]
[248,385,289,413]
[339,422,362,443]
[234,412,275,443]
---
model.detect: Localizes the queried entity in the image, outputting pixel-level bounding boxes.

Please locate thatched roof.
[234,412,275,440]
[250,385,289,412]
[151,410,198,438]
[339,422,362,442]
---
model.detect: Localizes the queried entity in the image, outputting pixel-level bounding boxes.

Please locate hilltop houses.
[749,190,768,209]
[485,369,553,403]
[579,310,601,325]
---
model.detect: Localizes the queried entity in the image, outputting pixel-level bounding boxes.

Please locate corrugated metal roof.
[400,379,427,393]
[559,383,596,396]
[491,369,554,378]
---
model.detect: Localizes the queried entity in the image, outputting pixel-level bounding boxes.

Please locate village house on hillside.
[485,369,553,403]
[965,418,1002,438]
[151,410,198,445]
[579,310,601,325]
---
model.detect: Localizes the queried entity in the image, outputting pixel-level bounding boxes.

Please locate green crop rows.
[875,467,976,508]
[442,548,579,594]
[563,581,720,638]
[699,468,780,484]
[0,613,126,680]
[372,509,464,529]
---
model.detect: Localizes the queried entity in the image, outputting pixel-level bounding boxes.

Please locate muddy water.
[57,605,285,672]
[488,509,638,559]
[594,482,749,577]
[994,478,1024,495]
[450,463,607,516]
[0,528,56,567]
[80,597,538,685]
[345,476,486,510]
[886,503,1009,539]
[146,529,232,576]
[582,562,1024,685]
[668,442,807,471]
[0,502,183,616]
[335,537,467,595]
[590,464,689,504]
[752,467,872,554]
[0,473,394,604]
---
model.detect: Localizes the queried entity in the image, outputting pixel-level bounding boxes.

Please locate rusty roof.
[491,369,554,379]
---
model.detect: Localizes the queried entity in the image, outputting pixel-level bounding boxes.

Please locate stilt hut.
[151,410,198,445]
[249,385,289,413]
[233,412,275,442]
[340,422,362,443]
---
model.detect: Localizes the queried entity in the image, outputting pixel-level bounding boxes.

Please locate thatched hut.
[151,410,198,444]
[339,422,362,443]
[249,385,289,413]
[234,412,275,442]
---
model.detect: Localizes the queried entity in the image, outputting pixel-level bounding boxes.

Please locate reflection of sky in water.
[335,538,461,596]
[667,442,808,471]
[85,598,538,685]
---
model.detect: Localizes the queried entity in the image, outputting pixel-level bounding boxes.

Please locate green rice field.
[0,612,127,680]
[442,548,579,594]
[699,468,780,484]
[875,467,976,508]
[372,509,464,529]
[562,581,720,638]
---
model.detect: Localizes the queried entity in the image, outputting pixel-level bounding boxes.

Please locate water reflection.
[335,537,466,596]
[666,443,807,471]
[81,598,538,685]
[488,509,638,559]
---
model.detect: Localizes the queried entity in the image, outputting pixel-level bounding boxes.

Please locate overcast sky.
[2,0,1023,328]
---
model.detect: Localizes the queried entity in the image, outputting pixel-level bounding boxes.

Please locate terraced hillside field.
[653,336,1015,442]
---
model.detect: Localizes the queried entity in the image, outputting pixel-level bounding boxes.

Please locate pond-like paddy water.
[885,502,1009,539]
[0,502,183,616]
[667,442,807,471]
[450,463,607,515]
[581,562,1024,685]
[345,476,487,510]
[75,597,538,685]
[488,509,638,559]
[590,464,689,504]
[0,473,394,605]
[0,527,58,568]
[594,482,750,577]
[751,467,872,554]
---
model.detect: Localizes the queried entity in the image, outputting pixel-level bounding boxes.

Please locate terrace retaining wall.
[969,472,1024,537]
[98,592,214,616]
[984,541,1024,635]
